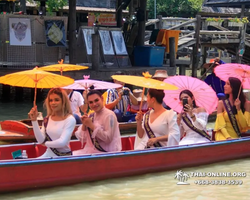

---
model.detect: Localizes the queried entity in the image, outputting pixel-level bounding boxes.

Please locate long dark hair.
[179,89,198,108]
[226,77,246,113]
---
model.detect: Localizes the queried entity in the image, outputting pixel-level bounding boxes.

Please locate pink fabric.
[214,63,250,89]
[164,76,218,114]
[73,107,122,155]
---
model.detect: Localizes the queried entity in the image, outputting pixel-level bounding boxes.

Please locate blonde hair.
[44,88,72,117]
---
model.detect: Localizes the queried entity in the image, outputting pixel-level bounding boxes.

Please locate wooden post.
[236,5,246,64]
[117,0,123,27]
[2,85,10,102]
[137,0,146,46]
[169,37,176,68]
[157,15,163,29]
[69,0,77,64]
[92,33,100,71]
[191,15,201,77]
[20,0,26,14]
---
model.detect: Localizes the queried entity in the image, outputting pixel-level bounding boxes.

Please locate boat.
[0,119,137,142]
[1,135,250,193]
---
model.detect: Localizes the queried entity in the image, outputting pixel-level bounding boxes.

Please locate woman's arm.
[167,110,180,146]
[192,108,208,130]
[89,114,119,143]
[214,100,231,139]
[135,111,145,138]
[45,116,76,148]
[31,121,46,144]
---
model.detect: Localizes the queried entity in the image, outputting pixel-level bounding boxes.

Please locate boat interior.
[0,135,136,160]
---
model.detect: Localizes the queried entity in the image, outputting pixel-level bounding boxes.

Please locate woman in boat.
[177,90,211,145]
[214,77,250,141]
[135,88,180,150]
[28,88,76,158]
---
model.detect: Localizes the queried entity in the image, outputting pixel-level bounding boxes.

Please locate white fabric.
[179,112,210,145]
[31,115,76,158]
[73,107,122,155]
[135,109,180,150]
[68,91,84,117]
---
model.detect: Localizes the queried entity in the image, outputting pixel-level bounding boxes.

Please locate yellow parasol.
[0,67,74,106]
[40,59,89,75]
[112,72,178,110]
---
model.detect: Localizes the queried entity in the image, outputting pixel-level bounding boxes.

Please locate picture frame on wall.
[9,18,32,46]
[98,30,114,55]
[111,30,128,55]
[82,28,94,55]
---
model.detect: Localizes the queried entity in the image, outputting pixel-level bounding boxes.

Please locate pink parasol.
[163,76,218,114]
[62,75,122,90]
[214,63,250,89]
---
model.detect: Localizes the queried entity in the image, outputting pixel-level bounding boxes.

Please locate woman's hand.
[81,115,94,130]
[147,138,158,147]
[227,137,232,140]
[135,111,143,122]
[28,106,38,121]
[234,98,241,111]
[184,104,193,116]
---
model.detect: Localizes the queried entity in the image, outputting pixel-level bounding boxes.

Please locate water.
[0,101,44,121]
[0,102,249,199]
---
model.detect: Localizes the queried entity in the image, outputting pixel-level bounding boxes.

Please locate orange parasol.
[40,59,89,75]
[112,72,178,111]
[0,67,74,106]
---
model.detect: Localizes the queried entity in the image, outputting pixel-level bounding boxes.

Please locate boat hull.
[0,136,250,193]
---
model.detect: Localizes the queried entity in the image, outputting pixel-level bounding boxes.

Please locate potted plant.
[228,17,249,27]
[206,17,224,26]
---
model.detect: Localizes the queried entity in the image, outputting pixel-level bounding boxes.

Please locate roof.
[201,6,241,14]
[76,0,116,9]
[26,2,128,13]
[204,0,250,8]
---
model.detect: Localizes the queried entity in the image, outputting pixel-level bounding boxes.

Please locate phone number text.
[194,180,243,185]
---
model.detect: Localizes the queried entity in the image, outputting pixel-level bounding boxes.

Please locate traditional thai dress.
[214,99,250,141]
[134,109,180,150]
[32,115,76,158]
[73,107,122,155]
[179,112,211,145]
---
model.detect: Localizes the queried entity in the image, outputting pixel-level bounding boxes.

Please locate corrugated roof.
[204,0,250,8]
[26,2,128,13]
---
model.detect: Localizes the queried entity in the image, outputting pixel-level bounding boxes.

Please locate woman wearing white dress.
[28,88,76,158]
[178,90,211,145]
[135,89,180,150]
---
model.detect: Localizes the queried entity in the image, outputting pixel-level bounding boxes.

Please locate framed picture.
[82,28,94,55]
[111,31,128,55]
[9,18,32,46]
[45,20,67,47]
[98,30,114,55]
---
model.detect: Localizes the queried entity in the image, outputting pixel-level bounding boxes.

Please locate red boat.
[0,135,250,193]
[0,119,137,141]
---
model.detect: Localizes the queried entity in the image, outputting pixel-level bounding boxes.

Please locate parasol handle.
[139,87,145,112]
[33,84,37,107]
[237,81,243,99]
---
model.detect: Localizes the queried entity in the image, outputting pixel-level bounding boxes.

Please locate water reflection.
[0,101,44,121]
[0,159,249,199]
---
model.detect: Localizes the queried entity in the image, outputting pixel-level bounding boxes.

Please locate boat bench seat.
[121,136,135,151]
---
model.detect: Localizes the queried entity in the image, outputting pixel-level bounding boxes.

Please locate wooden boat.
[1,135,250,193]
[0,119,137,142]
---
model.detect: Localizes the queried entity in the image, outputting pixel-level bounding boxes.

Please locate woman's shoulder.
[65,114,76,122]
[195,107,207,113]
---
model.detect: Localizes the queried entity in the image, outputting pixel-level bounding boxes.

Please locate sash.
[43,117,72,156]
[223,99,241,137]
[143,111,162,148]
[87,113,107,152]
[182,114,211,141]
